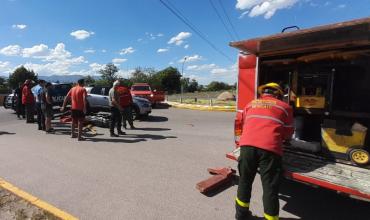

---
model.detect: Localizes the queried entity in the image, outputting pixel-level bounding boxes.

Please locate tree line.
[1,64,236,94]
[88,63,236,94]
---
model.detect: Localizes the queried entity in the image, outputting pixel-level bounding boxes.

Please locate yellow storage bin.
[296,96,325,109]
[321,123,367,154]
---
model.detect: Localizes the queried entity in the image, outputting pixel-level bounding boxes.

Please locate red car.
[130,83,165,106]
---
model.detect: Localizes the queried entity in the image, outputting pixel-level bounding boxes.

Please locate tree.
[188,79,199,93]
[180,77,190,92]
[0,77,5,86]
[84,75,96,85]
[130,68,149,84]
[206,81,232,91]
[98,63,119,86]
[156,67,181,94]
[8,66,38,88]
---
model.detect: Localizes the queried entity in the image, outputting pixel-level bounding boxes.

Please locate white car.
[85,86,152,119]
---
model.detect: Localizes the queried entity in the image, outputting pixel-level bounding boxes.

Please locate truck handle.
[281,26,300,33]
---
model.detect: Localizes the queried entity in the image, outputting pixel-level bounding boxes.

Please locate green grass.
[167,90,236,106]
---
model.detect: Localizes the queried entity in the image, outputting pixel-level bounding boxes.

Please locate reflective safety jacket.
[239,94,294,156]
[117,86,133,107]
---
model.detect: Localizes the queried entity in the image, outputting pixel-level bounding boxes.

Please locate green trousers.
[236,146,282,219]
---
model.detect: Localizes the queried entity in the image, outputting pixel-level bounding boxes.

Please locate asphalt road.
[0,107,369,220]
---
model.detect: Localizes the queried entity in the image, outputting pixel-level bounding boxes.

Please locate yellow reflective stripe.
[235,197,249,208]
[264,213,279,220]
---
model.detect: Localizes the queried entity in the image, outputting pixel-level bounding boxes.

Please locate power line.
[158,0,234,62]
[208,0,235,41]
[217,0,240,40]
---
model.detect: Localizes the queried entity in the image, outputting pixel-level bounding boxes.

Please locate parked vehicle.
[4,83,72,111]
[31,83,72,107]
[3,93,15,109]
[85,86,152,119]
[228,18,370,201]
[130,83,165,106]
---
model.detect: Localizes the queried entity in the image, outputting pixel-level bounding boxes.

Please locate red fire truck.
[227,17,370,201]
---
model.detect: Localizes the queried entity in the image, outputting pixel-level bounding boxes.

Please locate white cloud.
[337,4,346,9]
[119,47,135,55]
[145,32,164,40]
[84,49,95,53]
[0,45,22,56]
[45,43,72,61]
[236,0,299,19]
[90,63,105,72]
[22,44,49,58]
[13,43,86,76]
[157,48,169,53]
[0,61,11,74]
[168,32,192,46]
[101,49,107,53]
[184,44,190,49]
[12,24,27,30]
[112,58,128,63]
[187,63,217,71]
[118,69,135,78]
[239,10,250,19]
[70,30,95,40]
[178,54,203,63]
[211,63,238,76]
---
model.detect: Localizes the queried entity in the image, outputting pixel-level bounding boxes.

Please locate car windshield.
[132,86,150,91]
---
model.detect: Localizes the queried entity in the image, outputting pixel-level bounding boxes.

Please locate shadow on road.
[153,103,170,109]
[132,127,171,131]
[142,115,168,122]
[84,137,147,143]
[201,174,369,219]
[278,178,370,220]
[125,134,177,140]
[0,131,15,135]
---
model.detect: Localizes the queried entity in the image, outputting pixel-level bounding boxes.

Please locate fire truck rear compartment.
[259,49,370,165]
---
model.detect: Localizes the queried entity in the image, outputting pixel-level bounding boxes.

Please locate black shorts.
[71,110,85,120]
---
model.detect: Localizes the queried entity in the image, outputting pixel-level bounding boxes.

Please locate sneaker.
[130,125,135,129]
[45,130,54,134]
[110,133,119,137]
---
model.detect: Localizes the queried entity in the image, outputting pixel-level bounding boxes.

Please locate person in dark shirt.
[42,82,54,133]
[14,82,25,119]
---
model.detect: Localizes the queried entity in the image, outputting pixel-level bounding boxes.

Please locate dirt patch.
[0,187,60,220]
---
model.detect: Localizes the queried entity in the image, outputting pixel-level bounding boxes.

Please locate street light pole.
[180,56,187,103]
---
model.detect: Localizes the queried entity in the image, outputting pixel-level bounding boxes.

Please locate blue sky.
[0,0,369,84]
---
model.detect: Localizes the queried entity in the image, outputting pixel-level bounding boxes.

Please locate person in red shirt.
[117,85,135,129]
[22,79,35,123]
[61,79,87,141]
[235,83,293,220]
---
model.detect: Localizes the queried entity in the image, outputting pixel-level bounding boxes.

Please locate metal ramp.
[227,148,370,201]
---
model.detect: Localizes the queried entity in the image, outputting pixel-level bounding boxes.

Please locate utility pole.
[180,56,188,103]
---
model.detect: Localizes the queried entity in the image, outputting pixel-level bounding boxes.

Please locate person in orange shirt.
[61,79,87,141]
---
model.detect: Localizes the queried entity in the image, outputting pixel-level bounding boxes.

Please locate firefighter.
[22,79,35,123]
[118,85,135,130]
[235,83,294,220]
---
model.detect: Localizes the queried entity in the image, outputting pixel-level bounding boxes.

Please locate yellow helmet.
[258,82,284,96]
